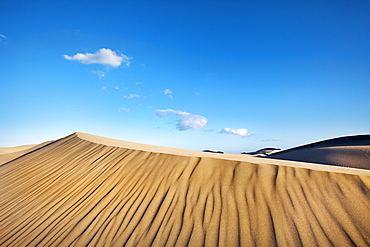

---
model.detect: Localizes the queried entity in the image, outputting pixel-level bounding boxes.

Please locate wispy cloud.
[64,48,131,67]
[119,107,130,112]
[262,139,280,142]
[220,128,251,137]
[122,94,143,99]
[156,109,208,131]
[92,70,105,79]
[164,89,173,98]
[0,34,7,43]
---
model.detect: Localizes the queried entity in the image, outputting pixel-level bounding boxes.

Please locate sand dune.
[0,133,369,246]
[268,135,370,170]
[0,144,36,154]
[0,141,53,165]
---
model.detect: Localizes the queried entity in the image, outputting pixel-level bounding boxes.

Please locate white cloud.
[164,89,173,98]
[119,107,130,112]
[64,48,131,67]
[0,34,7,43]
[220,128,251,137]
[156,109,208,131]
[122,94,143,99]
[92,70,105,79]
[164,89,172,95]
[262,139,280,142]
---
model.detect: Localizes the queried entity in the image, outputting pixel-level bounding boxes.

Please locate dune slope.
[0,141,53,165]
[268,135,370,169]
[0,133,369,246]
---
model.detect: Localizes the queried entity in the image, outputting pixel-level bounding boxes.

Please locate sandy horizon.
[0,132,369,246]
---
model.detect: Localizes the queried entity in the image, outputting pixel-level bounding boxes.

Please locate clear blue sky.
[1,0,369,152]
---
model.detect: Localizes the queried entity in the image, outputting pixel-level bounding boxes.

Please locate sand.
[268,135,370,170]
[0,132,369,246]
[0,141,53,165]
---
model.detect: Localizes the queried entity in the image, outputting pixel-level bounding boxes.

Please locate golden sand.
[0,133,369,246]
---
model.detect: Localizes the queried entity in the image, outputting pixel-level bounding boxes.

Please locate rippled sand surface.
[0,133,369,246]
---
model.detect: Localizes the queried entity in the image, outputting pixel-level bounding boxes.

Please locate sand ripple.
[0,133,369,246]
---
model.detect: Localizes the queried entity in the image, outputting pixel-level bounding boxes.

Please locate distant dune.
[0,141,53,165]
[268,135,370,170]
[0,132,369,246]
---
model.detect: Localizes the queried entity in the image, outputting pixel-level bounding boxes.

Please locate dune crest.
[267,134,370,170]
[0,133,369,246]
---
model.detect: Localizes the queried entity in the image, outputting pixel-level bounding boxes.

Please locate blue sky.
[1,0,369,152]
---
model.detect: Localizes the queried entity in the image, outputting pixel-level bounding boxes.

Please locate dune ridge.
[0,133,369,246]
[75,132,370,176]
[267,135,370,170]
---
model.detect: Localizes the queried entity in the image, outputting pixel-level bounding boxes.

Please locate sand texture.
[0,133,369,246]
